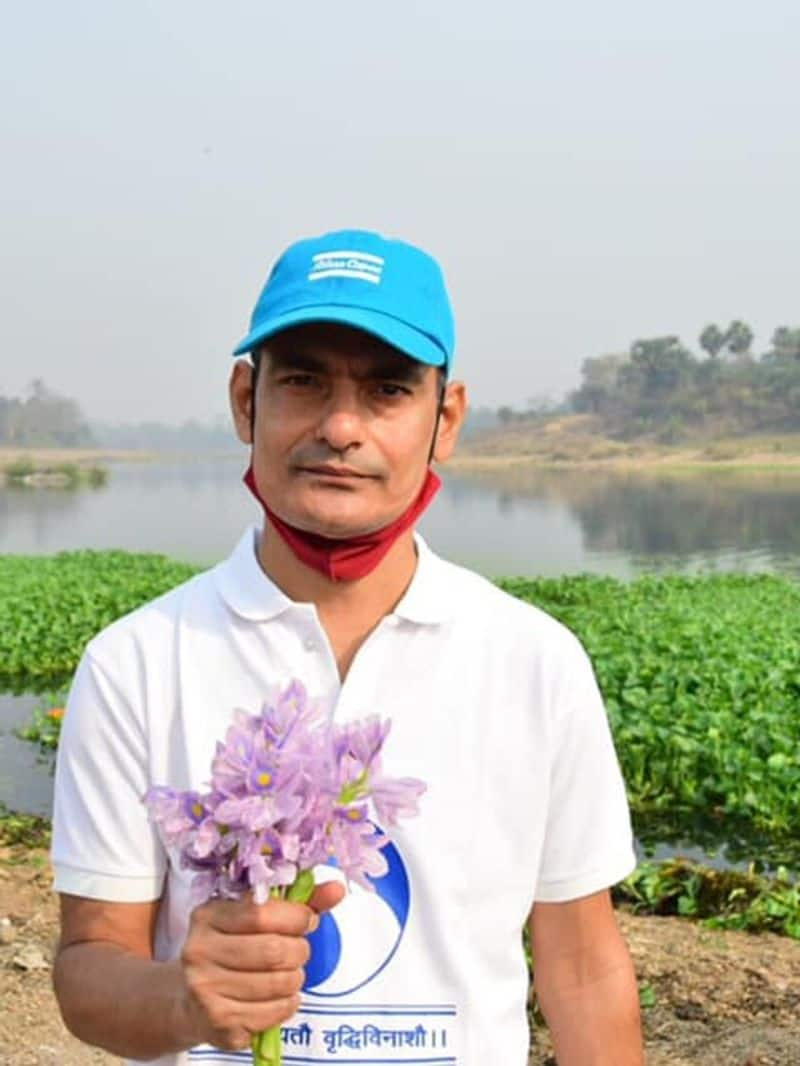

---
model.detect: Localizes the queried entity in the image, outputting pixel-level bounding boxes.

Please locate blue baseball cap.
[232,229,455,375]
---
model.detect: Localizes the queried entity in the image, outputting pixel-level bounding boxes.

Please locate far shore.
[451,419,800,473]
[0,447,245,468]
[5,435,800,475]
[448,450,800,473]
[0,446,158,466]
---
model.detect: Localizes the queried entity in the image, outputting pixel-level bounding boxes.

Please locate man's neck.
[256,522,419,678]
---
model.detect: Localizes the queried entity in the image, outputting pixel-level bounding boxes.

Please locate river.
[3,454,800,577]
[3,454,800,818]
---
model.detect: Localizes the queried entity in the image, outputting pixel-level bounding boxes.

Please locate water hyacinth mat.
[3,551,799,878]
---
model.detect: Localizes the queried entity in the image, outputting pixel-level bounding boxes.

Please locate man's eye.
[375,383,411,397]
[281,374,315,387]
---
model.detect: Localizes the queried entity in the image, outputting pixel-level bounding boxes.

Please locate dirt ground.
[1,846,798,1066]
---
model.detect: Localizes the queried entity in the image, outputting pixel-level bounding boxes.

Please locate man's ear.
[432,380,467,464]
[229,360,255,445]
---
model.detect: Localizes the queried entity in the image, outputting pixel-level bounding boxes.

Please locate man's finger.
[205,963,305,1003]
[206,995,302,1046]
[197,898,312,937]
[208,931,311,973]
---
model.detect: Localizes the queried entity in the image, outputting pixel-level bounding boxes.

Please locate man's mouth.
[296,464,375,479]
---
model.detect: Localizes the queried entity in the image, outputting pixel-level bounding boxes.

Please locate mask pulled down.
[242,464,441,582]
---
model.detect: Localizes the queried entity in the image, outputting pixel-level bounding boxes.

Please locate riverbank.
[0,448,149,490]
[0,447,157,468]
[1,845,798,1066]
[6,431,800,475]
[454,416,800,471]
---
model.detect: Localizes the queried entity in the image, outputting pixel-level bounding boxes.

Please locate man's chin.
[293,515,385,540]
[268,488,412,540]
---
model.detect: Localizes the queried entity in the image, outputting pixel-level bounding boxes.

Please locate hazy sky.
[2,1,799,424]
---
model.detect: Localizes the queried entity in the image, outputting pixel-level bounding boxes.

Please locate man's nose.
[314,383,366,452]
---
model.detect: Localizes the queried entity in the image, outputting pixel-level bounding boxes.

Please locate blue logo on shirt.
[303,839,410,997]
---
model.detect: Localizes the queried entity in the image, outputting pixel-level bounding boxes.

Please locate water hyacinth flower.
[143,680,425,1066]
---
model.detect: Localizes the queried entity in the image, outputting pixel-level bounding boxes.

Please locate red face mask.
[243,464,441,582]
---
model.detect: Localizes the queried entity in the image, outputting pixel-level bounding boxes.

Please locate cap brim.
[232,305,447,368]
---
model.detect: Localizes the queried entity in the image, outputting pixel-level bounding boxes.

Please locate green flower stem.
[250,873,316,1064]
[251,1025,282,1066]
[287,869,316,903]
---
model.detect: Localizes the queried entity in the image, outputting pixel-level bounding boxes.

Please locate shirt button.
[303,637,317,652]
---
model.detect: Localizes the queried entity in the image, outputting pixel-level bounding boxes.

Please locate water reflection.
[0,454,258,563]
[0,482,86,551]
[0,693,52,817]
[1,456,800,578]
[446,466,800,577]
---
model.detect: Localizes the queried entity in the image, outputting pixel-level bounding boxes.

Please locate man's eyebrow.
[265,347,429,383]
[363,356,427,383]
[265,349,327,374]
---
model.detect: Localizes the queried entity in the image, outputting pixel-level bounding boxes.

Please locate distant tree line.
[0,379,93,447]
[494,394,562,427]
[0,379,238,452]
[569,323,800,440]
[92,418,237,452]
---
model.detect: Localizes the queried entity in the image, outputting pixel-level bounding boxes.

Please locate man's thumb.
[306,881,346,930]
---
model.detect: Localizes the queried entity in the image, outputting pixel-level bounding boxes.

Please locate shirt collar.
[213,526,295,622]
[391,533,455,625]
[214,525,455,626]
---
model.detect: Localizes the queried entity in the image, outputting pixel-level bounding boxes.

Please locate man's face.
[230,323,465,538]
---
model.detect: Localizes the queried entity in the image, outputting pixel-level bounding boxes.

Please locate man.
[51,229,643,1064]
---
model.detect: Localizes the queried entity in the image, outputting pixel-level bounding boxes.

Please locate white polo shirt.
[52,526,635,1066]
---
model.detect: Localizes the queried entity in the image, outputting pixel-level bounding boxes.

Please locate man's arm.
[53,884,343,1060]
[529,888,643,1066]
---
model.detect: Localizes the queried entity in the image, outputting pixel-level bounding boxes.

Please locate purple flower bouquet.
[144,680,425,1066]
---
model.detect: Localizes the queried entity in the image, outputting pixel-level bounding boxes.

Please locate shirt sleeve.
[51,648,167,902]
[534,638,636,903]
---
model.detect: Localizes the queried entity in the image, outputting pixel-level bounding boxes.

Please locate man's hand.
[53,881,344,1060]
[180,882,345,1051]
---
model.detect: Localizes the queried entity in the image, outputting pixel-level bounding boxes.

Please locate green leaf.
[638,983,657,1009]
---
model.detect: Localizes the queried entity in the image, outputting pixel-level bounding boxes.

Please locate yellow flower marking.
[257,771,272,788]
[191,802,204,819]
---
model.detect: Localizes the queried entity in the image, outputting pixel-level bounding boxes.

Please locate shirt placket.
[290,608,400,724]
[285,604,341,713]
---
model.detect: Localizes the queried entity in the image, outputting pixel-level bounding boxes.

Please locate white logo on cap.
[308,250,384,285]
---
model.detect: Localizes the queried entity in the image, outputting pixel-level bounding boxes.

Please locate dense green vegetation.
[501,572,800,871]
[568,323,800,440]
[614,858,800,939]
[3,552,799,933]
[0,550,200,691]
[0,805,51,848]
